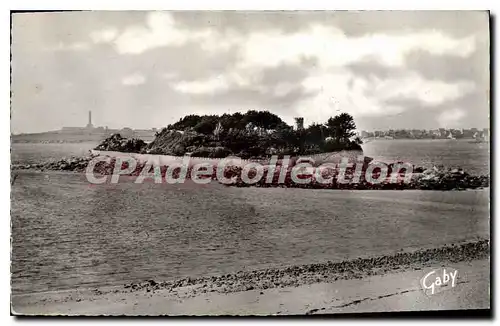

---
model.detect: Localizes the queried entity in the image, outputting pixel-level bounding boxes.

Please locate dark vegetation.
[94,110,363,158]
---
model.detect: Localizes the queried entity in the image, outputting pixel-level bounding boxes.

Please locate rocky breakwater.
[118,240,489,299]
[11,154,489,191]
[415,167,489,190]
[223,162,489,191]
[11,155,95,173]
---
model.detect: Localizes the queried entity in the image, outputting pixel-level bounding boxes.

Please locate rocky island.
[12,111,490,191]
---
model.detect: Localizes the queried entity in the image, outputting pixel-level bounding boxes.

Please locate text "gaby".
[420,267,458,296]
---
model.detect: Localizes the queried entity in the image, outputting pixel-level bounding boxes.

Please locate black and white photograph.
[10,10,491,316]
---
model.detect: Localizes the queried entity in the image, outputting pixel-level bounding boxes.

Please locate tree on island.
[167,110,286,135]
[325,113,357,143]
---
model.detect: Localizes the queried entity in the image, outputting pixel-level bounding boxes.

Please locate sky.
[11,11,490,134]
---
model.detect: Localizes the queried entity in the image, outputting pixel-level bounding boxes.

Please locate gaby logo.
[420,267,458,296]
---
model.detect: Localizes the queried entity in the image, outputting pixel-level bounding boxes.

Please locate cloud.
[169,65,307,98]
[113,12,185,54]
[90,28,118,43]
[47,41,90,52]
[162,72,178,80]
[347,47,485,85]
[437,108,466,127]
[104,12,477,68]
[172,11,488,38]
[405,48,488,83]
[272,82,297,97]
[294,68,475,126]
[346,57,403,80]
[366,74,475,106]
[147,13,478,128]
[171,75,229,94]
[237,25,476,69]
[111,12,232,55]
[259,61,314,85]
[10,11,489,133]
[122,73,146,86]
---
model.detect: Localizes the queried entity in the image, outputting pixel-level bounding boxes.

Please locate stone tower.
[294,117,304,130]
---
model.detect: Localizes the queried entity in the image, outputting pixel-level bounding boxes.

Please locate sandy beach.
[12,241,490,316]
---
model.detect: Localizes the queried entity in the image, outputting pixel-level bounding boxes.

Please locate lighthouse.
[86,110,94,129]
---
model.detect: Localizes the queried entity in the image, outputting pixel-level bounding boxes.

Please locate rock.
[414,166,425,173]
[221,161,489,191]
[94,134,147,153]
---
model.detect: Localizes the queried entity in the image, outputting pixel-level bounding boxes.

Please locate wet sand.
[12,241,489,315]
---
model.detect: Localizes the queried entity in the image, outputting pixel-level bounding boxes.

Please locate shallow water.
[11,171,489,295]
[362,139,489,175]
[11,139,490,295]
[11,142,97,165]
